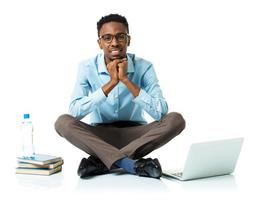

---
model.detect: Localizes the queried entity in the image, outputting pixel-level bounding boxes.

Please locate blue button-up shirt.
[69,53,168,125]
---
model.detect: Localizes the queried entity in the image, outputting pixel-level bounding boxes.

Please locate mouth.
[110,49,122,57]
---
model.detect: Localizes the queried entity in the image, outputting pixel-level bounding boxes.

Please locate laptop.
[163,137,243,181]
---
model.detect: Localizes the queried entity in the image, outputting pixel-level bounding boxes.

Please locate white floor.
[2,153,255,200]
[1,124,255,200]
[2,119,256,200]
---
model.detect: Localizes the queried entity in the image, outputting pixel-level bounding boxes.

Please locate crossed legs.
[55,112,186,169]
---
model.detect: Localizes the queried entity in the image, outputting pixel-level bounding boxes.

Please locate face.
[98,22,130,64]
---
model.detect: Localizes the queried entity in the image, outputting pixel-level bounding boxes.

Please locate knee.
[164,112,186,132]
[54,114,76,137]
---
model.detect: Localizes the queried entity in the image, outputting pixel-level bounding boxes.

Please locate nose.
[110,36,119,46]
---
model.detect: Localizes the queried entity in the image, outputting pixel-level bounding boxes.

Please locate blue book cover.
[17,159,64,169]
[17,154,62,165]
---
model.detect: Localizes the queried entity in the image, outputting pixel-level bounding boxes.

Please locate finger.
[117,62,124,68]
[115,58,127,64]
[118,60,127,67]
[107,60,119,68]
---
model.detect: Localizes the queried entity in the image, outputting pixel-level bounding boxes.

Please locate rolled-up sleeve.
[133,65,168,121]
[69,63,107,120]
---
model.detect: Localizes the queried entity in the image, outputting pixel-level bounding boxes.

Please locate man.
[55,14,185,179]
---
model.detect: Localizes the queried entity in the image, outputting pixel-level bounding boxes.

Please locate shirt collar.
[97,53,134,74]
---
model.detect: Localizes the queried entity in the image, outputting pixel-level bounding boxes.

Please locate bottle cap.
[23,114,30,119]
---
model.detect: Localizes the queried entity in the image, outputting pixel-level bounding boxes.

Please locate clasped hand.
[107,58,128,83]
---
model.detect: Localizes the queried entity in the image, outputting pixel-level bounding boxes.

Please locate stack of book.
[16,154,63,176]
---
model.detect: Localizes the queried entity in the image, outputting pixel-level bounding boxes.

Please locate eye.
[102,34,112,42]
[117,33,126,41]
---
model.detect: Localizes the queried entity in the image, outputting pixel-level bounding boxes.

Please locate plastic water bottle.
[21,114,35,159]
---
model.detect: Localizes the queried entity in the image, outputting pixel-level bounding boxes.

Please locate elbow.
[69,105,77,118]
[151,101,168,121]
[156,102,168,121]
[160,101,169,118]
[154,114,162,122]
[69,103,81,119]
[154,110,167,121]
[69,100,89,120]
[162,103,168,116]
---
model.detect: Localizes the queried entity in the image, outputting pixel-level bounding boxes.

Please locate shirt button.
[114,95,118,98]
[115,110,118,113]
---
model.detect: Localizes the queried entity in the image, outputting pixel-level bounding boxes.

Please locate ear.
[97,39,103,49]
[127,36,131,46]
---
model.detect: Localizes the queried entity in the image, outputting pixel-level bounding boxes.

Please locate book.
[17,154,62,165]
[16,165,62,176]
[17,159,64,169]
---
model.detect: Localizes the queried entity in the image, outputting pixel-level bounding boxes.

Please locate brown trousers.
[55,112,185,169]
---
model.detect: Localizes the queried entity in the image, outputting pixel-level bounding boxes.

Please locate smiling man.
[55,14,186,179]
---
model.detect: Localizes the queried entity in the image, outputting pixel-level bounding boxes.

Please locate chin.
[105,54,127,62]
[111,55,124,60]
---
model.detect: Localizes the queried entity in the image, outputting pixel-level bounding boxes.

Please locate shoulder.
[128,53,154,74]
[78,54,100,71]
[76,54,100,81]
[128,53,152,66]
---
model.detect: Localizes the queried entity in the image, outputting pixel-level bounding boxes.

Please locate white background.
[0,0,255,199]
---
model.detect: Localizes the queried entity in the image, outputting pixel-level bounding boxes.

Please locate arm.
[69,63,107,120]
[101,59,122,96]
[119,62,168,121]
[69,59,123,119]
[118,59,140,97]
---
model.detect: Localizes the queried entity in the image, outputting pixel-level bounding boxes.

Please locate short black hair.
[97,14,129,36]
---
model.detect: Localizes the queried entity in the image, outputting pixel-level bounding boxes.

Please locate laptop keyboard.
[173,172,183,177]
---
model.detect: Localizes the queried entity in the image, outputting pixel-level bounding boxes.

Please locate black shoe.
[77,156,109,178]
[134,158,162,179]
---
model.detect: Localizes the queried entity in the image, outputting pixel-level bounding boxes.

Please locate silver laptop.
[163,137,243,181]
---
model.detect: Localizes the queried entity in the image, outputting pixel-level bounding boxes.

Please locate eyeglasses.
[99,33,130,43]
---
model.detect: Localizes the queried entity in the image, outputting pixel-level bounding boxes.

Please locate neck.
[104,57,111,65]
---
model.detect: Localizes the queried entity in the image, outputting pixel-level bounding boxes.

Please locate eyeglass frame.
[98,32,130,43]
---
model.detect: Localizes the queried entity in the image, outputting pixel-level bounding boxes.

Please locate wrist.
[110,79,119,86]
[120,77,129,83]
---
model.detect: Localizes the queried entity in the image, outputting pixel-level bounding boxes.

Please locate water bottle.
[21,113,35,159]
